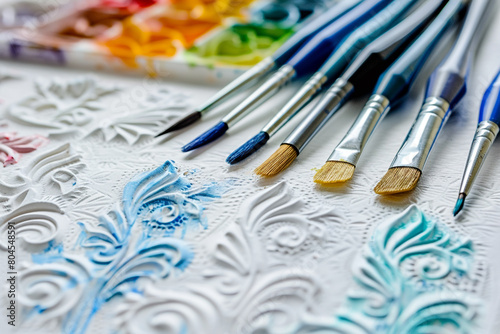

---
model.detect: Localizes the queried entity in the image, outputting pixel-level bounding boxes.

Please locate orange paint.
[100,0,254,66]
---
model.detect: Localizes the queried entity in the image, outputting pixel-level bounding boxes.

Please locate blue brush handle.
[286,0,392,77]
[375,0,466,104]
[321,0,421,81]
[273,0,363,66]
[479,69,500,125]
[425,0,493,112]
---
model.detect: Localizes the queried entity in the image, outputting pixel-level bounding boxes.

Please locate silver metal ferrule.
[390,97,450,170]
[328,94,390,165]
[284,78,354,152]
[458,120,499,196]
[262,72,327,137]
[197,57,276,114]
[221,64,296,127]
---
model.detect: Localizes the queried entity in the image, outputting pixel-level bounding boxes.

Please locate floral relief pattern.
[115,182,341,334]
[0,71,495,334]
[297,205,480,333]
[17,161,226,334]
[0,143,85,212]
[6,76,119,135]
[86,88,189,145]
[0,202,68,252]
[115,284,225,334]
[114,186,482,334]
[0,132,47,166]
[206,182,334,333]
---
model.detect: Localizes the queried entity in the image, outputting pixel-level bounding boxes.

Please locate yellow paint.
[100,0,255,67]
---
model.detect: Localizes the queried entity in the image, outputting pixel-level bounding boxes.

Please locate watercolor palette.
[0,0,331,83]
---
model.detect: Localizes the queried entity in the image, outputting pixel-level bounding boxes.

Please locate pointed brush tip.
[226,131,270,165]
[181,121,228,152]
[156,111,202,137]
[453,194,466,217]
[154,129,169,138]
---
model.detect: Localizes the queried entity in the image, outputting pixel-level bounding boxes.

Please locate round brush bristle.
[226,132,270,165]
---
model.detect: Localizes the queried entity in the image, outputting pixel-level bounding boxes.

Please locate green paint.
[185,23,294,66]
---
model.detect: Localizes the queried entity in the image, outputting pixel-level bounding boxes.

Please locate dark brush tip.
[182,121,228,152]
[226,131,270,165]
[453,193,466,217]
[155,111,202,137]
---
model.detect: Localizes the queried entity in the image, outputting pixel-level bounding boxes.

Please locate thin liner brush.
[454,69,500,216]
[231,0,435,164]
[375,0,494,195]
[316,0,466,185]
[256,0,441,176]
[181,0,395,151]
[154,0,363,137]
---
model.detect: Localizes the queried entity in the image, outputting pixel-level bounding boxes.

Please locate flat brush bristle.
[314,161,355,185]
[181,121,228,152]
[374,167,422,195]
[155,111,202,137]
[226,131,269,165]
[255,144,298,177]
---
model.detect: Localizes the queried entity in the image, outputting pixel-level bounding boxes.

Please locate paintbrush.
[374,0,494,195]
[454,69,500,216]
[254,0,438,176]
[229,0,440,165]
[154,0,363,136]
[315,0,466,185]
[180,0,395,151]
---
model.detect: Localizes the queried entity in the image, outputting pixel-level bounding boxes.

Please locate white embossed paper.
[1,17,500,333]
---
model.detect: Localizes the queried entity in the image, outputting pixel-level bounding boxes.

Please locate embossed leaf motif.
[240,182,334,253]
[123,161,207,238]
[19,258,92,323]
[0,143,85,211]
[0,174,33,212]
[0,132,47,166]
[231,269,323,334]
[100,238,193,300]
[78,209,130,266]
[209,182,337,283]
[24,143,85,183]
[116,285,223,334]
[204,183,340,331]
[19,161,219,334]
[87,89,189,145]
[64,190,112,222]
[322,205,479,334]
[7,76,119,134]
[0,202,68,251]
